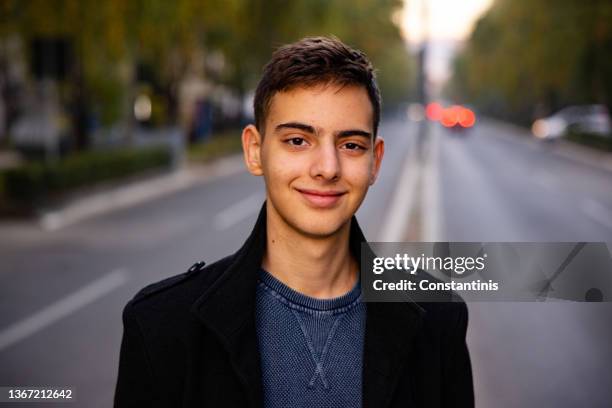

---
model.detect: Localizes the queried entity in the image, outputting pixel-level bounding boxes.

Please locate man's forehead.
[265,84,374,133]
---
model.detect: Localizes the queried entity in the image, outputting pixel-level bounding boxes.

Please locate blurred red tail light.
[426,102,443,121]
[440,105,476,128]
[459,107,476,128]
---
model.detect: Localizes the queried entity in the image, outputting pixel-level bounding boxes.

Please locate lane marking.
[41,171,195,231]
[0,269,128,352]
[378,132,420,241]
[581,198,612,230]
[214,192,265,231]
[422,125,443,241]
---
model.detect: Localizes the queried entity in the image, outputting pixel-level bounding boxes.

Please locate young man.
[114,37,473,407]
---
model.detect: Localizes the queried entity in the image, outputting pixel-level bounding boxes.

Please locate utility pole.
[416,0,429,108]
[415,0,430,161]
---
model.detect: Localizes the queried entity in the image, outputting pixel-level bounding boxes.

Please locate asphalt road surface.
[434,119,612,407]
[0,114,611,407]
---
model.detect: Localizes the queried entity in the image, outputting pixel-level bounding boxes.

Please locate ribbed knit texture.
[255,268,365,408]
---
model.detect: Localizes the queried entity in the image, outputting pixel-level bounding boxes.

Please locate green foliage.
[1,146,171,203]
[2,0,413,125]
[88,72,125,125]
[219,0,414,105]
[450,0,612,124]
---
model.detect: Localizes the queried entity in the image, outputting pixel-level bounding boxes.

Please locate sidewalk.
[1,154,246,232]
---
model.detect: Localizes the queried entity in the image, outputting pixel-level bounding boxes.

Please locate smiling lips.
[296,188,346,208]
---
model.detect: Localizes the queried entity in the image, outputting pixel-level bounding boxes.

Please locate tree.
[1,0,414,148]
[450,0,612,124]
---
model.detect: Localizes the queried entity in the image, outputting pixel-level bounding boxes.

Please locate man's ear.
[242,124,264,176]
[369,136,385,185]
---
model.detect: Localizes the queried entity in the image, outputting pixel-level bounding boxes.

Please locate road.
[433,119,612,407]
[0,113,611,407]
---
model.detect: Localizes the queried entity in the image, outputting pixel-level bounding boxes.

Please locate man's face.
[244,83,384,238]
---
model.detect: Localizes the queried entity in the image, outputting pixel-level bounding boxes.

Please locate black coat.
[114,204,474,407]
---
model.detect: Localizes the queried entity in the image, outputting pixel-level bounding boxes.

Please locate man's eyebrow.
[274,122,372,139]
[274,122,315,133]
[336,129,372,139]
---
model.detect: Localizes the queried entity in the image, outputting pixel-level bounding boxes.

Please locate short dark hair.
[254,36,381,136]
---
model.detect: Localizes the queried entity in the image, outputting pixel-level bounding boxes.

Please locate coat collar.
[191,202,424,408]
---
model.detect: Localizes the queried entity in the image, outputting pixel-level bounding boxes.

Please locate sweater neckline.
[258,268,361,312]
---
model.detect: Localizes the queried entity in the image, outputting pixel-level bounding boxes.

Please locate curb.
[38,154,246,231]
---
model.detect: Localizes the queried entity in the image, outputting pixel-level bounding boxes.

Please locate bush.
[566,132,612,152]
[0,146,171,205]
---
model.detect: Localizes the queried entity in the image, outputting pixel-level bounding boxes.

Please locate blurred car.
[10,110,71,159]
[423,102,477,133]
[439,104,476,132]
[532,104,611,140]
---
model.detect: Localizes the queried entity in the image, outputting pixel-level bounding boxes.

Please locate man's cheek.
[270,157,305,179]
[346,166,371,188]
[264,164,294,191]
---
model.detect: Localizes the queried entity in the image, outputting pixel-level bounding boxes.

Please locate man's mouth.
[296,188,346,208]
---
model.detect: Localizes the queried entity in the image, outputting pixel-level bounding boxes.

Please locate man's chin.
[267,199,354,238]
[290,217,352,239]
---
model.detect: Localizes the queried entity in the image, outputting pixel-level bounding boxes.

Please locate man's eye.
[343,142,365,150]
[286,137,307,146]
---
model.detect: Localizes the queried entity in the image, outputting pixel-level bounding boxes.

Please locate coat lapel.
[351,221,425,408]
[362,301,424,408]
[191,202,267,408]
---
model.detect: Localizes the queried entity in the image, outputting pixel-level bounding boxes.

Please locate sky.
[401,0,494,44]
[399,0,494,88]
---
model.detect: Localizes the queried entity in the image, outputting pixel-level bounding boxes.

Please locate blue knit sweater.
[255,268,366,408]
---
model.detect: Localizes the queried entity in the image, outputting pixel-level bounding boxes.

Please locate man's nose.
[311,142,341,181]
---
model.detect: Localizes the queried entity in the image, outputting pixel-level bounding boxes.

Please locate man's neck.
[262,206,358,299]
